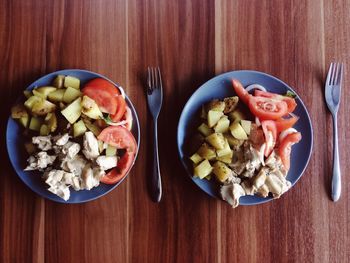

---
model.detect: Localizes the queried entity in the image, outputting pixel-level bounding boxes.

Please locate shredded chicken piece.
[24,151,56,171]
[32,136,52,151]
[62,142,81,159]
[96,156,118,171]
[53,133,70,146]
[82,132,100,160]
[60,154,87,176]
[220,183,246,208]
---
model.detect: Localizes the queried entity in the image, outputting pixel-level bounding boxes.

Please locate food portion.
[11,75,137,201]
[189,79,301,208]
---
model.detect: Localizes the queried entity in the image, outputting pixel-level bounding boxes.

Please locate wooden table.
[1,0,349,262]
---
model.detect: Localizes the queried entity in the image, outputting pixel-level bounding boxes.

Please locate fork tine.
[330,63,337,85]
[157,67,162,90]
[336,63,344,85]
[333,62,340,86]
[147,67,152,90]
[326,63,333,86]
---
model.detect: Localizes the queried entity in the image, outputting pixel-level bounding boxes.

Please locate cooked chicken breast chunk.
[96,156,118,171]
[32,135,52,151]
[82,132,100,160]
[24,151,56,171]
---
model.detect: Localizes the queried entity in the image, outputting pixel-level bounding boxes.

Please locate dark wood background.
[1,0,349,262]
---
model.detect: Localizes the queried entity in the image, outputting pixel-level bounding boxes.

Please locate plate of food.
[7,69,140,203]
[177,70,313,208]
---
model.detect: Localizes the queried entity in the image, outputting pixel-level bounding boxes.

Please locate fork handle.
[331,114,341,202]
[150,119,162,202]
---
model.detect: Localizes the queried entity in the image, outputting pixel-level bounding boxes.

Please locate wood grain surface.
[1,0,349,262]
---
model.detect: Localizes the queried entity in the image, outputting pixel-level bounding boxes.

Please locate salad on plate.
[10,75,137,201]
[189,79,302,208]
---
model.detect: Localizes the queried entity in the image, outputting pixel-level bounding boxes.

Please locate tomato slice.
[110,95,127,122]
[232,79,250,104]
[278,132,302,170]
[254,90,297,113]
[82,78,120,114]
[100,152,134,184]
[248,96,288,120]
[275,115,299,132]
[98,126,137,153]
[261,120,277,157]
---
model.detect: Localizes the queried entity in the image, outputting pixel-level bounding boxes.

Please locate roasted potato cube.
[207,110,224,128]
[197,123,213,137]
[11,104,28,119]
[197,143,216,160]
[24,95,41,110]
[106,145,117,156]
[241,120,252,135]
[214,116,230,133]
[23,90,32,99]
[19,116,29,128]
[47,89,65,102]
[81,95,103,119]
[216,139,232,157]
[194,159,213,179]
[230,122,248,140]
[45,112,58,133]
[40,124,50,136]
[224,133,244,147]
[31,99,57,116]
[83,118,102,136]
[73,119,87,137]
[223,96,239,113]
[64,75,80,89]
[216,151,233,164]
[63,86,82,104]
[206,99,225,112]
[32,86,57,99]
[28,117,43,131]
[228,109,245,123]
[212,161,232,182]
[205,133,226,150]
[190,153,203,164]
[52,75,65,88]
[61,97,82,124]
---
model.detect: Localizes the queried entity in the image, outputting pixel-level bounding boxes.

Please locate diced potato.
[200,105,207,119]
[81,95,103,119]
[228,110,245,123]
[59,102,66,110]
[23,90,32,99]
[63,86,82,104]
[206,100,225,112]
[98,140,105,153]
[32,86,57,99]
[64,75,80,89]
[197,143,216,160]
[212,161,232,182]
[223,96,239,113]
[207,110,223,128]
[45,113,57,132]
[106,145,117,156]
[83,119,102,136]
[197,123,213,137]
[73,119,87,137]
[61,97,82,124]
[29,117,42,131]
[190,153,203,164]
[216,139,232,157]
[241,120,252,135]
[194,159,213,179]
[52,75,65,88]
[230,122,248,140]
[205,133,226,150]
[214,116,230,133]
[19,116,29,128]
[224,133,245,147]
[216,151,233,164]
[31,99,56,116]
[11,104,28,119]
[24,142,36,155]
[47,89,65,102]
[205,175,212,180]
[40,124,50,136]
[24,95,41,110]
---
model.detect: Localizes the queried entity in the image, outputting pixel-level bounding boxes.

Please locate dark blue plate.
[6,69,140,204]
[177,70,313,205]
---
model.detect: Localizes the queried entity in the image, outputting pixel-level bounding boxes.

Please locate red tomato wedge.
[254,90,297,113]
[275,115,299,132]
[110,95,127,122]
[100,152,134,184]
[98,126,137,153]
[248,96,288,120]
[232,79,250,104]
[82,78,120,114]
[278,132,302,170]
[261,120,277,157]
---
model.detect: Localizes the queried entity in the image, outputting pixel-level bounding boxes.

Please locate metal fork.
[325,62,344,202]
[146,67,163,202]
